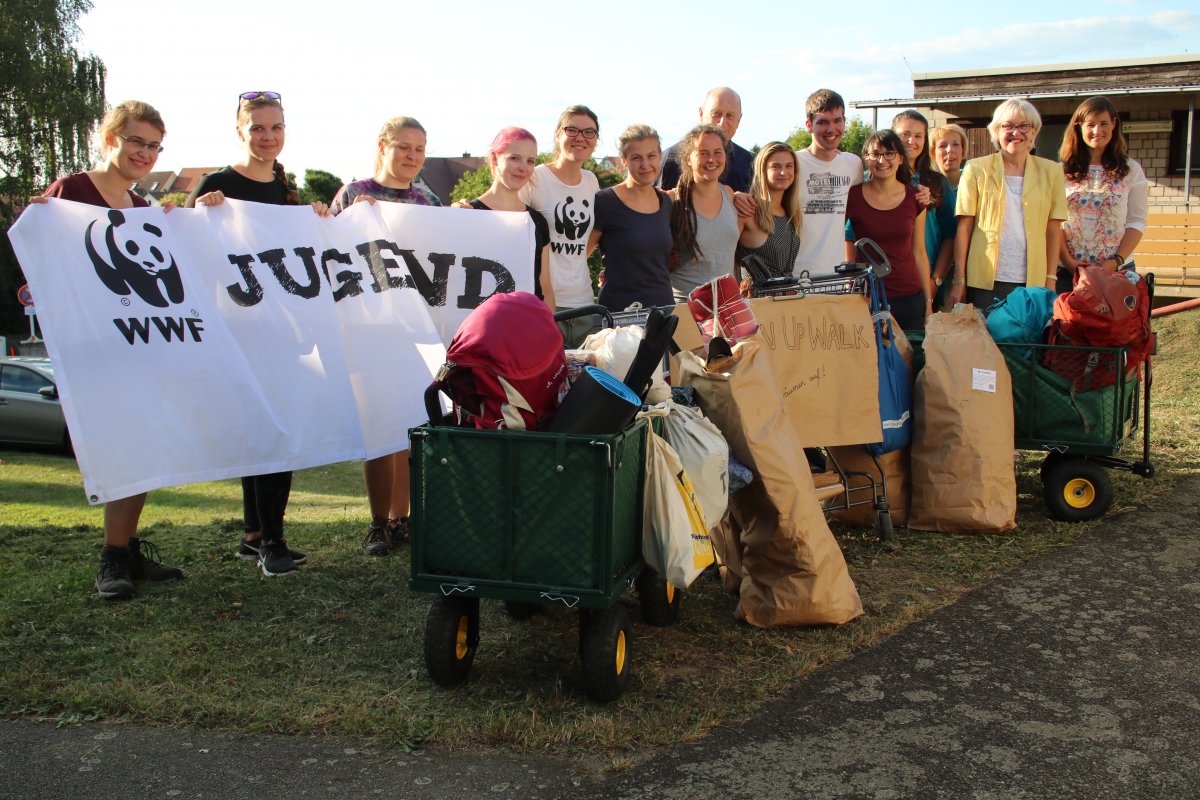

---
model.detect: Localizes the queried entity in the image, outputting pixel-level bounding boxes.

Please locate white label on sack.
[972,368,997,393]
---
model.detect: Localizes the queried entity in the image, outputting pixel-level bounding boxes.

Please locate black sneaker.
[128,537,184,583]
[388,517,411,546]
[363,520,392,556]
[95,546,135,600]
[258,539,298,577]
[236,537,307,565]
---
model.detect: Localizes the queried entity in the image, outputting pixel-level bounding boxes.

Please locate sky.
[76,0,1200,187]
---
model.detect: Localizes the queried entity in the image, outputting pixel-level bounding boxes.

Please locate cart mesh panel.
[1004,346,1138,450]
[411,422,645,595]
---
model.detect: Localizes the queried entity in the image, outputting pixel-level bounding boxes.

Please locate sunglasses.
[239,91,282,105]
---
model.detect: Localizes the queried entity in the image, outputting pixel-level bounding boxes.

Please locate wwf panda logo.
[553,195,591,241]
[86,209,184,308]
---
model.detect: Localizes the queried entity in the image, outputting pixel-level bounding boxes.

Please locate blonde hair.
[374,116,427,174]
[617,123,660,159]
[749,142,801,237]
[551,104,599,157]
[99,100,165,152]
[929,124,968,174]
[987,98,1041,149]
[235,94,300,205]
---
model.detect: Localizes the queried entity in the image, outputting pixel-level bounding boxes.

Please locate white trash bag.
[661,402,729,532]
[643,430,716,589]
[580,326,671,404]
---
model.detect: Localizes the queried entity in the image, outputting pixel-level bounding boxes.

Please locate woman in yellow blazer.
[950,98,1067,310]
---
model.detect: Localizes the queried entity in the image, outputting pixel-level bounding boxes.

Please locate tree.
[786,118,875,156]
[159,192,189,208]
[1,0,106,331]
[300,169,343,206]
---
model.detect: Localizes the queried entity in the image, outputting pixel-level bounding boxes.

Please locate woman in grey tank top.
[667,124,746,302]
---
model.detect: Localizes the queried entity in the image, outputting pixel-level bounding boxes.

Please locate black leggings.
[888,292,927,332]
[242,471,292,542]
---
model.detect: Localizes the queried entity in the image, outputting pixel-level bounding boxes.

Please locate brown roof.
[171,167,223,194]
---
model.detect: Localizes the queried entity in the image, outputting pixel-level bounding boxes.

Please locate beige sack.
[677,342,864,627]
[826,446,911,527]
[908,305,1016,532]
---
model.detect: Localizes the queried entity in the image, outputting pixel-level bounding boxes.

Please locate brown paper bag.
[827,312,915,527]
[677,342,864,627]
[674,297,881,448]
[908,305,1016,532]
[826,446,911,527]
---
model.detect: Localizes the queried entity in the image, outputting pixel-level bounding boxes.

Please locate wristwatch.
[951,278,965,286]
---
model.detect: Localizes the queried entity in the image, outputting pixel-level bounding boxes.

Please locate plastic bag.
[643,430,716,589]
[868,274,912,455]
[661,402,729,532]
[579,326,671,403]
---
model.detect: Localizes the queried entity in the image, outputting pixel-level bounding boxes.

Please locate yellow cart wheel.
[1043,458,1113,522]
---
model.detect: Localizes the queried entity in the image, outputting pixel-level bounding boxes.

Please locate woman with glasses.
[186,91,328,578]
[844,129,932,331]
[734,141,803,286]
[1057,96,1148,293]
[668,124,747,302]
[519,105,602,346]
[32,100,184,600]
[587,124,674,312]
[324,116,439,557]
[952,98,1067,310]
[893,111,957,309]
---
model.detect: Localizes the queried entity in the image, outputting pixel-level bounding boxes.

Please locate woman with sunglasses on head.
[952,98,1066,311]
[734,141,802,286]
[186,91,328,578]
[31,100,185,600]
[668,124,748,302]
[328,116,443,557]
[1057,96,1148,293]
[519,105,601,347]
[844,129,932,331]
[893,111,956,309]
[586,124,673,312]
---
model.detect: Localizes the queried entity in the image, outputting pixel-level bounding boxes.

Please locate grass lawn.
[1,310,1197,762]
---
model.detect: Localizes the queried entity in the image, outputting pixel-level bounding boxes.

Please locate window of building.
[1169,111,1200,173]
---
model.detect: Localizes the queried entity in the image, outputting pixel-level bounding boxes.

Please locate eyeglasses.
[561,126,598,140]
[1000,122,1034,134]
[239,91,282,105]
[865,150,899,162]
[117,134,164,154]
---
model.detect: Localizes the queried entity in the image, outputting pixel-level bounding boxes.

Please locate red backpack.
[427,292,567,430]
[1044,267,1153,391]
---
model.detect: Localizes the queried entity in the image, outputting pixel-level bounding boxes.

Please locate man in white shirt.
[794,89,864,277]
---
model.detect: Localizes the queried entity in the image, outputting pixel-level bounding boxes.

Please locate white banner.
[8,198,535,503]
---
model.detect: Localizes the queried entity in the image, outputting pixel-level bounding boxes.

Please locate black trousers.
[241,471,292,542]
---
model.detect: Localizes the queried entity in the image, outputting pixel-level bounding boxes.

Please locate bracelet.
[951,278,965,286]
[1112,254,1125,267]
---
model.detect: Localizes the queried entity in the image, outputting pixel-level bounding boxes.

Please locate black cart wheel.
[503,600,541,620]
[636,567,681,627]
[874,509,894,542]
[580,605,632,703]
[1043,458,1113,522]
[423,596,480,686]
[1039,451,1068,482]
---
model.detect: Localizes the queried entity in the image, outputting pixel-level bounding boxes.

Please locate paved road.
[4,475,1196,799]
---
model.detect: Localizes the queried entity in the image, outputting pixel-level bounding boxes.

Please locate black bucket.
[547,366,642,435]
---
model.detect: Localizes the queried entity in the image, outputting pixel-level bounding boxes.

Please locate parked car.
[0,357,70,451]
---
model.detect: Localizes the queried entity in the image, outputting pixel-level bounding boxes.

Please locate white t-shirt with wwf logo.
[520,164,599,307]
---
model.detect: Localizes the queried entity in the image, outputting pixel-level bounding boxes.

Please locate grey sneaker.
[258,539,298,577]
[363,521,392,556]
[96,546,135,600]
[128,537,184,582]
[236,537,307,565]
